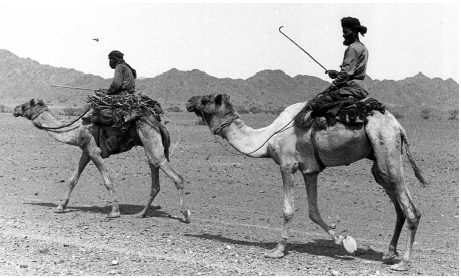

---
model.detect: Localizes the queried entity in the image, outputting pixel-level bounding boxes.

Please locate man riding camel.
[308,17,369,118]
[98,50,137,95]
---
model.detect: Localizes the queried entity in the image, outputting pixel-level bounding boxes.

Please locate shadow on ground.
[185,232,388,263]
[24,202,175,219]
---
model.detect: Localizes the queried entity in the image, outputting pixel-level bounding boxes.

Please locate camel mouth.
[185,96,201,113]
[13,107,23,117]
[185,103,196,112]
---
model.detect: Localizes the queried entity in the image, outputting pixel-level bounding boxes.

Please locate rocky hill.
[1,49,458,112]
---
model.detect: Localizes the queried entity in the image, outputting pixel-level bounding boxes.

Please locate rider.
[85,50,138,153]
[98,50,137,95]
[309,17,369,117]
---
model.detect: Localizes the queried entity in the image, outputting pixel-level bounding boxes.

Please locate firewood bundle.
[87,93,163,116]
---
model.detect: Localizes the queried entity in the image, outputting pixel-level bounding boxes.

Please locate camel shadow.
[184,233,388,263]
[24,202,181,221]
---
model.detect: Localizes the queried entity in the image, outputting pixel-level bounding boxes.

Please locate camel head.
[13,99,49,120]
[186,94,240,134]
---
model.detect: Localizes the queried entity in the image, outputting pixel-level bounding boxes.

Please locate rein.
[31,106,91,130]
[200,108,294,156]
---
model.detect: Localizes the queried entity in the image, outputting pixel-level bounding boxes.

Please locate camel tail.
[401,131,428,187]
[159,122,170,162]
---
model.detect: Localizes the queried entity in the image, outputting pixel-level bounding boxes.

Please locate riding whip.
[279,26,328,73]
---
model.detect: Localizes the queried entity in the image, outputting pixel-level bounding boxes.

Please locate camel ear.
[214,94,223,105]
[29,99,35,106]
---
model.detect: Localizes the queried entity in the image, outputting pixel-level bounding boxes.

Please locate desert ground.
[0,109,458,275]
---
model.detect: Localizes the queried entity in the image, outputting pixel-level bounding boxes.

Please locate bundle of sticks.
[87,93,162,116]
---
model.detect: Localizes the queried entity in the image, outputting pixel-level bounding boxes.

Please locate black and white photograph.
[0,1,458,276]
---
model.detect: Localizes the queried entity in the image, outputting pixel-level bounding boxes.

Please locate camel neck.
[219,119,274,158]
[33,112,81,145]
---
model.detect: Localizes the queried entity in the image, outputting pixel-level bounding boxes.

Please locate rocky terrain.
[0,109,458,275]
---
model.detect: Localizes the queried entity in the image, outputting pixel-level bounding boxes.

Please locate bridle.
[23,103,90,130]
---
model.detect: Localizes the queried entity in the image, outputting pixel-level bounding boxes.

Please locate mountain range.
[1,49,458,112]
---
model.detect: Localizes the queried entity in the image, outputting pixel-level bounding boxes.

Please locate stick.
[51,85,98,91]
[279,26,328,73]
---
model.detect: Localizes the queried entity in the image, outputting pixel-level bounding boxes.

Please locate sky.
[0,2,459,83]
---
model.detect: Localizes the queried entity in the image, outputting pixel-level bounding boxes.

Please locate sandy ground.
[0,111,458,275]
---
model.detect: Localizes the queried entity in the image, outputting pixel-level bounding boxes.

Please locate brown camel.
[13,99,191,222]
[186,93,427,271]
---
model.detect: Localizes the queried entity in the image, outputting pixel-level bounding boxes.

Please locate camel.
[13,99,191,223]
[186,93,427,271]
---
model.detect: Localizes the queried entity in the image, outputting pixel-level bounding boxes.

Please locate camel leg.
[136,123,191,223]
[133,164,160,218]
[159,161,191,223]
[264,168,295,258]
[302,173,347,246]
[371,162,405,261]
[55,152,90,213]
[89,152,120,218]
[369,126,421,271]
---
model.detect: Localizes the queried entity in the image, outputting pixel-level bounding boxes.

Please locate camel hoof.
[106,212,121,218]
[183,210,191,223]
[342,236,357,254]
[54,206,67,213]
[263,250,284,259]
[133,213,147,218]
[383,252,399,261]
[390,261,408,271]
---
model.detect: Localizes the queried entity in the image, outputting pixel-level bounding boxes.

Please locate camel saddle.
[83,94,164,157]
[294,97,386,130]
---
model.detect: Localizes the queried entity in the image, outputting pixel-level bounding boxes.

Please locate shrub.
[248,106,263,114]
[392,111,405,119]
[196,118,206,125]
[235,105,249,114]
[420,108,431,119]
[448,109,458,120]
[0,104,10,113]
[166,106,182,113]
[63,107,86,116]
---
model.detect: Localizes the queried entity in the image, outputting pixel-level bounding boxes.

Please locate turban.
[341,17,367,35]
[108,50,124,59]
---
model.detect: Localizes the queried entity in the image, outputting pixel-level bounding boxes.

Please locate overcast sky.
[1,2,459,83]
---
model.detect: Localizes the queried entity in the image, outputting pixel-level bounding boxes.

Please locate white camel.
[186,93,427,271]
[14,98,191,222]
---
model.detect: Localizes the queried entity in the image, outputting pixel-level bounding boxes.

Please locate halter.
[22,103,48,121]
[23,103,90,130]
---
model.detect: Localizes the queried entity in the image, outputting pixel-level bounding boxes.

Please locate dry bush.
[166,106,183,113]
[0,104,11,113]
[448,109,458,120]
[420,108,431,119]
[63,107,86,116]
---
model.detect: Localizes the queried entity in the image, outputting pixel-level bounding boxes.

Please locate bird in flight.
[92,38,99,42]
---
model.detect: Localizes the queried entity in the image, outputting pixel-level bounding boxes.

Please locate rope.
[33,107,90,130]
[200,108,295,156]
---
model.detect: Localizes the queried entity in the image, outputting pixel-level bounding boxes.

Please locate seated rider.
[98,50,137,95]
[86,50,138,153]
[308,17,369,117]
